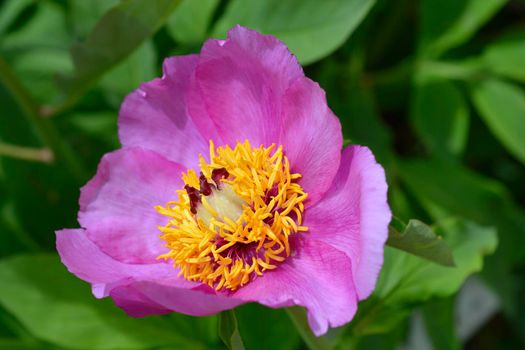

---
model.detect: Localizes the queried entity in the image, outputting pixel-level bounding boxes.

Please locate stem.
[286,307,331,350]
[366,57,484,87]
[364,58,414,87]
[0,143,53,163]
[0,57,86,182]
[418,59,484,80]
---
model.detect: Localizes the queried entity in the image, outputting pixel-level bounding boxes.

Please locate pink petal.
[119,55,211,168]
[131,281,244,317]
[57,229,243,316]
[305,146,391,300]
[232,238,358,336]
[78,148,185,264]
[280,77,343,205]
[110,285,171,317]
[190,25,303,147]
[56,229,184,293]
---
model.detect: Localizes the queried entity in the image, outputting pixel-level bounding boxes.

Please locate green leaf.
[422,297,461,350]
[0,338,43,350]
[167,0,219,45]
[71,0,178,78]
[236,304,301,350]
[397,157,525,265]
[99,39,157,107]
[0,1,70,51]
[352,219,497,335]
[350,323,407,350]
[0,0,34,36]
[11,49,73,103]
[419,0,507,57]
[396,157,525,322]
[387,218,455,267]
[384,219,497,304]
[0,254,199,350]
[213,0,375,64]
[57,0,182,114]
[483,35,525,83]
[411,79,469,157]
[471,78,525,164]
[68,0,120,38]
[218,310,245,350]
[0,1,72,103]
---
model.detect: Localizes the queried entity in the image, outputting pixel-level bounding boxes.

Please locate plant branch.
[0,57,86,182]
[0,143,53,163]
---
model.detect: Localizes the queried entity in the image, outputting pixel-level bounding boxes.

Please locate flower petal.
[305,146,391,300]
[57,229,242,316]
[131,282,244,317]
[280,77,343,205]
[56,229,182,294]
[190,25,303,147]
[232,238,358,336]
[78,148,185,263]
[119,55,211,168]
[109,285,171,317]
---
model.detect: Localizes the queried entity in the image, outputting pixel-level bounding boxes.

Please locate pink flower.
[56,26,391,336]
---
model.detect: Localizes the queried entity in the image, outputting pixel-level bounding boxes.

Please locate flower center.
[155,140,308,291]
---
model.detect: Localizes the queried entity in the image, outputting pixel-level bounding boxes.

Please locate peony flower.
[56,25,391,336]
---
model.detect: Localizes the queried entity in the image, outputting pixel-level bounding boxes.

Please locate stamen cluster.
[155,140,308,291]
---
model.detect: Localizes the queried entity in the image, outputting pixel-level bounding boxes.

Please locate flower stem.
[365,57,484,88]
[0,143,53,163]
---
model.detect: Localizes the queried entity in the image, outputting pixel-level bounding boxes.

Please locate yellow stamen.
[156,140,308,291]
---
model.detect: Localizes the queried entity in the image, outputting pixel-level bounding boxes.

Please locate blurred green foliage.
[0,0,524,349]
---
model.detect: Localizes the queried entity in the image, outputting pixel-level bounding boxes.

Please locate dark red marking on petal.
[211,168,229,189]
[199,174,213,196]
[184,184,201,214]
[264,184,279,202]
[214,238,262,264]
[263,215,274,226]
[262,185,280,225]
